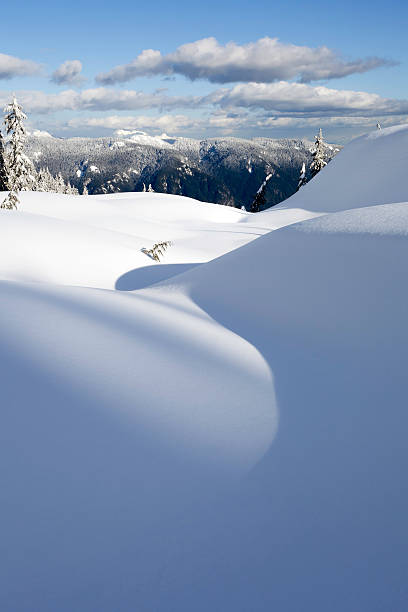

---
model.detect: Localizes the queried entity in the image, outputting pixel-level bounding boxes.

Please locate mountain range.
[27,131,339,209]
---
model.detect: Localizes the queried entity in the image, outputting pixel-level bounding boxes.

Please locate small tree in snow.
[142,241,172,262]
[1,97,35,209]
[310,128,327,179]
[296,162,307,191]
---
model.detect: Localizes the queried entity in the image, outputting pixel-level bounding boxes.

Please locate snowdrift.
[1,126,408,611]
[154,202,408,611]
[278,124,408,213]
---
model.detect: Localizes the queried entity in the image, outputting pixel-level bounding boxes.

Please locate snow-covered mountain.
[1,125,408,611]
[26,131,339,208]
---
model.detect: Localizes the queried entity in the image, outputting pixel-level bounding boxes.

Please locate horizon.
[1,0,407,144]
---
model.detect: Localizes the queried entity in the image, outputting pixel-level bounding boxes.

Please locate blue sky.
[1,0,407,141]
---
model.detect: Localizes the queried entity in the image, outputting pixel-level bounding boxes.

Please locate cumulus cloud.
[0,53,41,79]
[51,60,85,86]
[96,37,393,85]
[207,82,408,116]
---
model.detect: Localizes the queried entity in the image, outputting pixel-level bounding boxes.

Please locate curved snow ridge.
[0,210,149,289]
[240,206,322,228]
[0,279,278,474]
[292,202,408,236]
[84,191,249,224]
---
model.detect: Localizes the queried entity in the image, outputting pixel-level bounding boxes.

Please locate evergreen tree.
[35,166,79,195]
[250,172,272,212]
[1,97,35,209]
[310,128,327,179]
[82,178,90,195]
[36,167,46,191]
[296,162,307,191]
[250,185,266,212]
[0,131,8,191]
[56,172,66,193]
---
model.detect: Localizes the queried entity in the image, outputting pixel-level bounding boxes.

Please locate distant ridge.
[27,132,339,209]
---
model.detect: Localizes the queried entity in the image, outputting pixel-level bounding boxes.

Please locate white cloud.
[96,37,393,85]
[51,60,85,86]
[208,82,408,116]
[257,116,382,128]
[0,53,41,79]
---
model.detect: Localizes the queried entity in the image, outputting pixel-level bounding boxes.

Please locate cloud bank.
[0,88,199,114]
[3,82,406,119]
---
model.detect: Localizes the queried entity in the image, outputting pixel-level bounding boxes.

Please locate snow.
[30,129,54,138]
[296,201,408,236]
[114,129,174,149]
[256,172,273,194]
[0,191,315,290]
[1,125,408,611]
[109,140,126,148]
[284,124,408,213]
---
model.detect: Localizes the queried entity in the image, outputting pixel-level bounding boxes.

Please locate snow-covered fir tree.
[250,173,273,212]
[0,131,8,192]
[1,97,36,209]
[310,128,327,179]
[82,178,90,195]
[250,185,266,212]
[36,166,78,194]
[147,183,155,192]
[296,162,307,191]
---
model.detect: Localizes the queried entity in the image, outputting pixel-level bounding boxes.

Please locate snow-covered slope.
[281,124,408,213]
[1,126,408,611]
[0,191,317,288]
[153,201,408,611]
